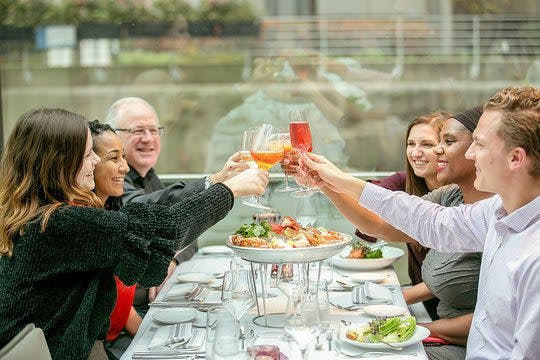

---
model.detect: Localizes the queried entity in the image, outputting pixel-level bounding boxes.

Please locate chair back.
[0,324,52,360]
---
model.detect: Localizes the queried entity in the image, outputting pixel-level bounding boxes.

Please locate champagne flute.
[240,129,270,209]
[275,131,297,192]
[289,111,318,198]
[249,124,284,208]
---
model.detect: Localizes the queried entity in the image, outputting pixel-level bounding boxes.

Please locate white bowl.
[226,233,352,264]
[332,245,404,270]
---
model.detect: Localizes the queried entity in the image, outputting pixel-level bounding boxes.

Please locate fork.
[330,302,362,311]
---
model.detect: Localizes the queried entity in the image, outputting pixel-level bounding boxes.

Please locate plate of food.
[332,243,405,270]
[342,316,429,349]
[227,216,352,263]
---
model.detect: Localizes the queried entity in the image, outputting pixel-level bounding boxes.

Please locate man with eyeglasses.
[104,97,248,309]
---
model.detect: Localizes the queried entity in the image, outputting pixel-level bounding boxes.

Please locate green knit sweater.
[0,183,233,359]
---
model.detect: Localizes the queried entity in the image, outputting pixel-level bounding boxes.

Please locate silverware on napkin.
[150,336,188,348]
[132,351,205,359]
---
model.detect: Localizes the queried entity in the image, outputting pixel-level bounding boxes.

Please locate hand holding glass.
[240,129,269,209]
[289,111,317,197]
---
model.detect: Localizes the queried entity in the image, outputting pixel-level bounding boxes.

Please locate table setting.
[121,229,429,360]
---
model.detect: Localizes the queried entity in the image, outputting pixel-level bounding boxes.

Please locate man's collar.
[127,167,155,181]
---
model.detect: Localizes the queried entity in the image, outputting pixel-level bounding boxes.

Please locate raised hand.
[297,152,358,196]
[223,168,269,198]
[211,151,250,183]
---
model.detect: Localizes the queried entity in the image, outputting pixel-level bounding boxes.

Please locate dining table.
[120,245,428,360]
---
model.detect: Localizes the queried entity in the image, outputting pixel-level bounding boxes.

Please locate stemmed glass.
[240,129,270,209]
[289,111,317,198]
[249,124,284,207]
[283,282,321,359]
[275,131,297,192]
[222,270,256,324]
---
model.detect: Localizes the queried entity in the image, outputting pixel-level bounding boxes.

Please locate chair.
[0,324,52,360]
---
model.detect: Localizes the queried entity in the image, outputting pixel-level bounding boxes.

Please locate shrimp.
[280,216,302,231]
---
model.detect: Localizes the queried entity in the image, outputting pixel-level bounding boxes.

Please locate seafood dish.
[230,216,345,249]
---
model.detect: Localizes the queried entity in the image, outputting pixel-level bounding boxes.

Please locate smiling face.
[93,131,129,202]
[116,102,161,177]
[465,110,510,194]
[406,123,439,182]
[76,130,101,191]
[435,118,477,186]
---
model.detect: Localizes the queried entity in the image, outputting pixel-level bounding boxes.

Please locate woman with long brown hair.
[0,108,268,359]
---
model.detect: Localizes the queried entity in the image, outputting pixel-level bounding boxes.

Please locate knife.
[132,353,205,359]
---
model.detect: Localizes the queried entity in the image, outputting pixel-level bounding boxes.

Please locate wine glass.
[249,124,284,208]
[288,111,318,198]
[283,283,321,360]
[275,131,297,192]
[222,270,256,323]
[240,129,270,209]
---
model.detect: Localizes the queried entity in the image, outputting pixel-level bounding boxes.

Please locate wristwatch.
[204,175,214,189]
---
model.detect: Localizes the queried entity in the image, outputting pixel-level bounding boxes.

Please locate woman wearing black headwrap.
[403,105,492,360]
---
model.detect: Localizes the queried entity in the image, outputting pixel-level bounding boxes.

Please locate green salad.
[347,316,416,343]
[234,221,271,238]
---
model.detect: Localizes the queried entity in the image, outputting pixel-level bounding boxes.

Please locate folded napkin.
[364,281,392,301]
[331,293,356,308]
[352,282,393,304]
[162,284,198,302]
[148,323,192,350]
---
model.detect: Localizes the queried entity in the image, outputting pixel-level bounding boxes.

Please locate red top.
[106,276,136,342]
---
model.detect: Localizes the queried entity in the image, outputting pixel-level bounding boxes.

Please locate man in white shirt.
[297,86,540,359]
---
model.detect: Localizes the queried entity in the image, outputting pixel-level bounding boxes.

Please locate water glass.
[205,307,223,360]
[210,307,245,359]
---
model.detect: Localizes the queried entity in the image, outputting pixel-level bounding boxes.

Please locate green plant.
[154,0,194,23]
[195,0,259,23]
[1,0,61,26]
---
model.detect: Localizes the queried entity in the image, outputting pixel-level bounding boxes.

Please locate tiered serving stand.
[227,234,352,328]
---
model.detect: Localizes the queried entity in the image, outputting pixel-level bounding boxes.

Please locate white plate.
[342,324,430,349]
[152,308,197,325]
[163,283,197,301]
[227,233,352,263]
[332,246,405,271]
[199,245,233,255]
[350,272,388,283]
[363,305,407,317]
[176,272,214,284]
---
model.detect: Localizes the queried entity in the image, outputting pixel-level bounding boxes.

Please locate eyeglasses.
[115,127,164,137]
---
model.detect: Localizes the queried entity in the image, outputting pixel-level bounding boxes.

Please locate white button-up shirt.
[359,183,540,360]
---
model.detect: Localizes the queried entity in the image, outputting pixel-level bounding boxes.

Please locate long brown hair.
[405,110,452,196]
[0,108,102,256]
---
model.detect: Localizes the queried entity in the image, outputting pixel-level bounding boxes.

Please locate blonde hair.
[484,86,540,178]
[0,108,102,257]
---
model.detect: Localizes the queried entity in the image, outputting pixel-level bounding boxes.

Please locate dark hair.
[89,120,123,211]
[405,110,452,196]
[453,106,483,133]
[0,108,102,256]
[484,86,540,178]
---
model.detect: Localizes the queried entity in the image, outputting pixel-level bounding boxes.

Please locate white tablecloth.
[121,251,428,359]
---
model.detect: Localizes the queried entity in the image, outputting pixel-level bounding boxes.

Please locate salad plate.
[350,272,388,283]
[333,246,405,271]
[199,245,233,255]
[342,323,430,349]
[363,305,407,317]
[176,272,214,284]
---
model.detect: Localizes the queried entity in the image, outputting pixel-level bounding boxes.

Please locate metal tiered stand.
[227,235,352,328]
